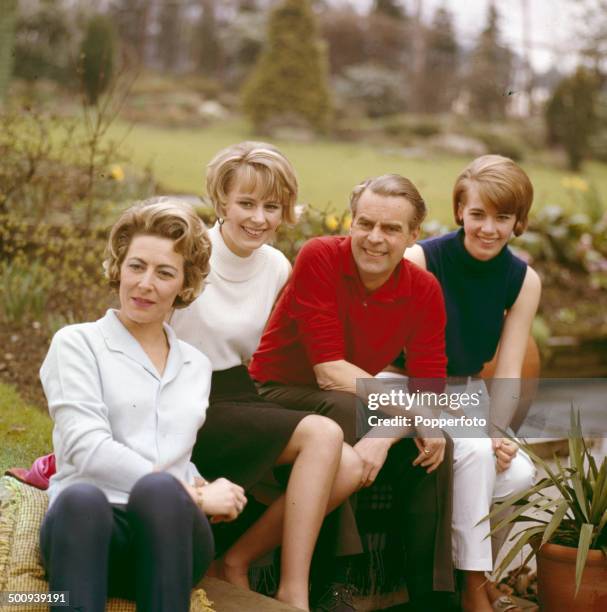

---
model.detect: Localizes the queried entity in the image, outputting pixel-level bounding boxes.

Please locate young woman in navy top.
[405,155,541,612]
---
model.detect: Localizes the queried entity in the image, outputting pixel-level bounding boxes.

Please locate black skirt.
[191,365,311,490]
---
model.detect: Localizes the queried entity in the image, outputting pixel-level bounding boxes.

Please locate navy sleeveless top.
[420,229,527,376]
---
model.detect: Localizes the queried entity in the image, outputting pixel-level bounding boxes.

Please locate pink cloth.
[6,453,56,490]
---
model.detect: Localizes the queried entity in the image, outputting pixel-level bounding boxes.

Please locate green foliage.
[379,114,442,141]
[274,205,352,262]
[546,67,601,171]
[487,410,607,595]
[467,4,512,120]
[80,14,116,106]
[0,261,52,324]
[0,102,153,228]
[0,0,17,103]
[242,0,331,132]
[0,212,110,340]
[0,383,52,475]
[515,185,607,290]
[13,0,76,86]
[473,129,525,162]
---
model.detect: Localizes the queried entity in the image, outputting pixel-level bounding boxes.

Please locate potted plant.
[488,411,607,611]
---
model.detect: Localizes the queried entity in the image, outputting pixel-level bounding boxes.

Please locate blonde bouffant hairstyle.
[104,198,211,309]
[206,141,298,224]
[453,155,534,236]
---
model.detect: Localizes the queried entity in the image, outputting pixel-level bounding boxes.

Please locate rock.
[428,133,487,156]
[197,100,228,120]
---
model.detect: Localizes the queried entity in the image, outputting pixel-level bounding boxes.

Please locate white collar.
[209,222,267,282]
[98,309,188,383]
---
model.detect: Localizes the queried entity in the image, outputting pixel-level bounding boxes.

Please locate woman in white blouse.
[171,142,363,611]
[40,200,246,612]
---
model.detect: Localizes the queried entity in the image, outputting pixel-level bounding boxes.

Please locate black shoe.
[313,583,357,612]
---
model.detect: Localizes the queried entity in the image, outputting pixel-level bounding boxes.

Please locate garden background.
[1,0,606,478]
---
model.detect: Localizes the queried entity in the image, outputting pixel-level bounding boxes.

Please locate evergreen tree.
[467,3,512,120]
[0,0,18,103]
[417,7,458,113]
[242,0,331,132]
[80,15,115,105]
[198,0,221,77]
[546,67,600,171]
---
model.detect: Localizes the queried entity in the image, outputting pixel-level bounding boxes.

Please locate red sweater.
[249,236,446,386]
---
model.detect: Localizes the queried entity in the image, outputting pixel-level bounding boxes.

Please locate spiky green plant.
[487,409,607,596]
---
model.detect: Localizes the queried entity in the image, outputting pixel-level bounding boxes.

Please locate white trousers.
[451,435,535,571]
[374,373,536,572]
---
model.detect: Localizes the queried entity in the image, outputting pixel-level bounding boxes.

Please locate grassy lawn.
[0,383,51,475]
[107,117,607,223]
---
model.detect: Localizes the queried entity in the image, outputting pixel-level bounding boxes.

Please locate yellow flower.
[109,164,125,182]
[561,175,588,192]
[325,214,339,232]
[341,213,352,232]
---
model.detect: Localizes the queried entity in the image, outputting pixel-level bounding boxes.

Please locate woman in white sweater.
[170,142,363,611]
[39,200,247,612]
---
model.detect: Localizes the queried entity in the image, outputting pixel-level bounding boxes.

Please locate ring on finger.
[423,448,431,455]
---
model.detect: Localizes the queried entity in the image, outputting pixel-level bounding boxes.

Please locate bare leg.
[221,415,362,611]
[461,571,493,612]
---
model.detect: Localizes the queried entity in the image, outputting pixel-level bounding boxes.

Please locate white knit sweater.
[170,223,291,371]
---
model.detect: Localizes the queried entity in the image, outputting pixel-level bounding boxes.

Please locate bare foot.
[485,581,523,612]
[275,586,309,611]
[461,571,493,612]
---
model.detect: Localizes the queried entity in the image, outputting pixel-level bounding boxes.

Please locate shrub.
[0,213,110,328]
[474,130,525,161]
[0,0,17,102]
[80,14,116,106]
[0,105,154,228]
[0,261,51,324]
[545,67,600,171]
[242,0,331,132]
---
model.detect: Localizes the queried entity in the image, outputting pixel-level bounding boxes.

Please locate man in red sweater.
[250,174,454,611]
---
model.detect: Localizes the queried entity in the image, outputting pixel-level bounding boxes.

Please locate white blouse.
[171,223,291,370]
[41,310,212,506]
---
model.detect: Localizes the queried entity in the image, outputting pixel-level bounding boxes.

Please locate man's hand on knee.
[353,437,391,488]
[413,433,446,473]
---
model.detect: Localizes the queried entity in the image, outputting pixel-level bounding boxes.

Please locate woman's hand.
[186,477,247,522]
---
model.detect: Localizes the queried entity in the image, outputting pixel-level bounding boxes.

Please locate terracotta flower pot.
[536,541,607,611]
